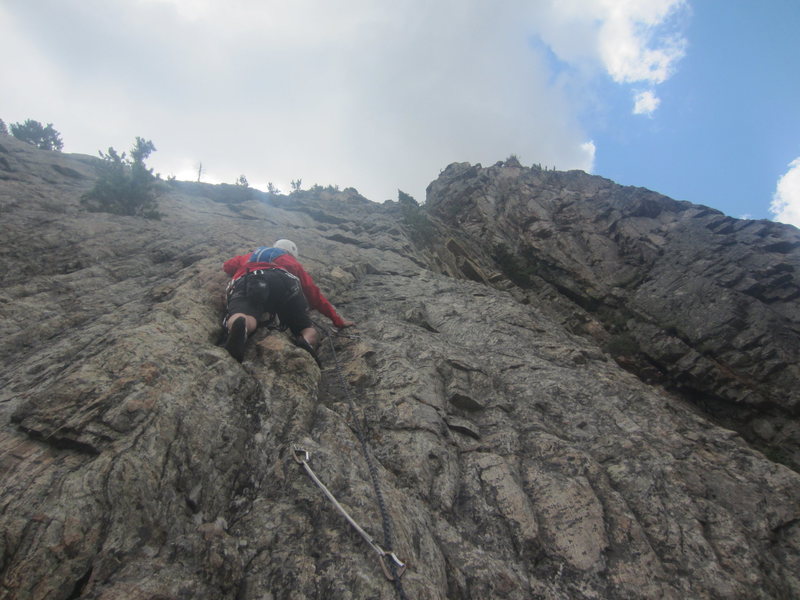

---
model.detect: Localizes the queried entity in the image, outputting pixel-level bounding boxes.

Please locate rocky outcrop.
[426,160,800,471]
[1,137,799,599]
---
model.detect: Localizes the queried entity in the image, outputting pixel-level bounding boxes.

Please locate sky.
[1,0,799,227]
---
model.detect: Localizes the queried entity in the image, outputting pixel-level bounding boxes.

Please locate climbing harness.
[291,445,406,581]
[291,324,410,598]
[225,266,300,299]
[222,267,302,332]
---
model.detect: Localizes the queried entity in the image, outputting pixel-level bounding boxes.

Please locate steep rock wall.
[426,160,800,470]
[0,138,799,599]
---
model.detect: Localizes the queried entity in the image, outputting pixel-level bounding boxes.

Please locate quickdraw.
[291,445,407,581]
[294,324,410,598]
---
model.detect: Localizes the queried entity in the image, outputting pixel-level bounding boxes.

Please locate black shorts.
[226,269,313,335]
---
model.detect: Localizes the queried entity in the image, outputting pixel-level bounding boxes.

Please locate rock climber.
[221,238,354,363]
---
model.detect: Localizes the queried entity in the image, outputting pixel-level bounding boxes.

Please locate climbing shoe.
[295,336,322,367]
[224,317,247,362]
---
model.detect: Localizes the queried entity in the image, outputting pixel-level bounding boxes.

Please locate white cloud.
[633,90,661,115]
[580,141,597,172]
[531,0,688,115]
[770,157,800,227]
[596,0,688,85]
[0,1,687,202]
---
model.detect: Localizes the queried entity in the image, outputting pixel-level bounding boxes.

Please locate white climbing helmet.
[274,238,299,258]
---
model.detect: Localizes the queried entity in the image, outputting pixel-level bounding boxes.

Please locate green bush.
[398,190,416,206]
[605,333,641,357]
[81,137,162,219]
[492,243,535,287]
[309,183,341,192]
[399,190,436,245]
[216,183,252,203]
[10,119,63,150]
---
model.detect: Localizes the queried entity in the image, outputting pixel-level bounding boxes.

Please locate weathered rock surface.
[426,160,800,470]
[1,137,799,599]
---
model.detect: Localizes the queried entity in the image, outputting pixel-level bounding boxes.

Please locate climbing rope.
[292,324,410,599]
[291,445,406,581]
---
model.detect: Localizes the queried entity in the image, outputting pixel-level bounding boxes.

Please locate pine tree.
[81,137,162,219]
[10,119,63,151]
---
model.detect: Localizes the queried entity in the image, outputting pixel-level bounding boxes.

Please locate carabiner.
[378,551,407,581]
[291,445,309,464]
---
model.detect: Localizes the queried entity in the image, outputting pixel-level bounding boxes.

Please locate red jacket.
[223,252,347,328]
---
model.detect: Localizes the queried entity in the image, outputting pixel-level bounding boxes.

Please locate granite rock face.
[1,138,799,599]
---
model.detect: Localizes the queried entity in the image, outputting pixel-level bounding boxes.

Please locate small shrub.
[0,119,8,136]
[605,333,641,357]
[399,190,436,245]
[309,183,341,193]
[81,137,162,219]
[216,183,252,203]
[399,190,417,207]
[10,119,63,150]
[492,243,535,287]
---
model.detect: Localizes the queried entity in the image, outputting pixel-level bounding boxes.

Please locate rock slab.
[1,139,799,599]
